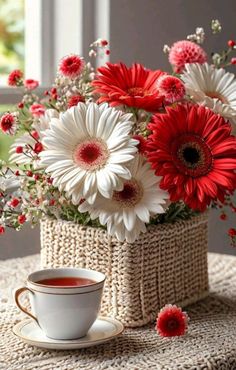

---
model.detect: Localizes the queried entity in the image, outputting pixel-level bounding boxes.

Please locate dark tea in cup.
[36,277,96,287]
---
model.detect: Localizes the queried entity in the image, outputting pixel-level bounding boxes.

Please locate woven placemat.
[1,253,236,370]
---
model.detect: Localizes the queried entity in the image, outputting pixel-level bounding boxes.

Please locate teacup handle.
[14,287,38,324]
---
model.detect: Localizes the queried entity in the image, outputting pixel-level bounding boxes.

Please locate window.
[0,0,110,102]
[0,0,24,86]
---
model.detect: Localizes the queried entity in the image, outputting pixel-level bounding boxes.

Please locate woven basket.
[40,213,209,327]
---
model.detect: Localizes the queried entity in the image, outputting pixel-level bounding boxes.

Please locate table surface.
[1,253,236,370]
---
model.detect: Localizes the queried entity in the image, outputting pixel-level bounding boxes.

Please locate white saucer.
[13,316,124,350]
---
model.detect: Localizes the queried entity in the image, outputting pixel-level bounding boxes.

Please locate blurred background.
[0,0,236,259]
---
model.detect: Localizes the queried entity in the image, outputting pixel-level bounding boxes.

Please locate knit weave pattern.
[40,213,209,327]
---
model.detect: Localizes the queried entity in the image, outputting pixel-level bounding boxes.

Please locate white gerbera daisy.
[182,63,236,127]
[34,108,59,133]
[9,109,59,166]
[40,102,138,204]
[78,155,169,243]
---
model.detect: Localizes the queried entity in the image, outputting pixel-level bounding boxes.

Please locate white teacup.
[14,268,106,340]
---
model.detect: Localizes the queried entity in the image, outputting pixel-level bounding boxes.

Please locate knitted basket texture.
[40,213,209,327]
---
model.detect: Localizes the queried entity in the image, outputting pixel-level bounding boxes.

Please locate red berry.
[101,39,108,46]
[31,130,39,140]
[16,146,23,154]
[220,213,227,220]
[34,142,43,154]
[105,50,110,55]
[231,57,236,65]
[18,102,24,109]
[47,177,53,184]
[228,40,236,48]
[0,225,5,234]
[228,228,236,237]
[18,214,26,224]
[26,170,33,177]
[10,198,20,208]
[33,174,40,181]
[49,199,55,206]
[51,87,57,94]
[15,170,20,176]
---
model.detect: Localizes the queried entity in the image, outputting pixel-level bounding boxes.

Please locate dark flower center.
[66,59,73,66]
[166,319,179,330]
[182,146,200,167]
[113,179,143,208]
[171,134,213,177]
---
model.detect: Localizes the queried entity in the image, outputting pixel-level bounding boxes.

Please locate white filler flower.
[9,109,59,166]
[40,102,138,204]
[182,63,236,127]
[79,155,169,243]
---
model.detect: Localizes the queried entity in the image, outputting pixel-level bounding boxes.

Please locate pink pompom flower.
[30,103,45,117]
[8,70,23,86]
[24,79,39,90]
[59,55,85,78]
[0,113,17,135]
[156,75,185,103]
[169,40,207,73]
[156,304,189,337]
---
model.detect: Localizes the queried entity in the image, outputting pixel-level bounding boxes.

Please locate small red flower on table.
[156,304,189,337]
[92,62,165,112]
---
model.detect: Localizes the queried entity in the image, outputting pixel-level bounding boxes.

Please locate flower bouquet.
[1,20,236,326]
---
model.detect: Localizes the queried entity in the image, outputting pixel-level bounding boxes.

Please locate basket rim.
[40,211,208,235]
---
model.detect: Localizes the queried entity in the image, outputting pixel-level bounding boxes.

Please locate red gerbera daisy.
[92,62,165,112]
[146,104,236,211]
[59,55,85,78]
[156,304,188,337]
